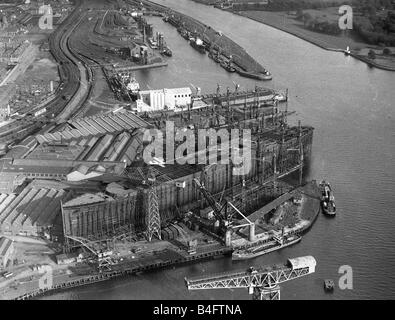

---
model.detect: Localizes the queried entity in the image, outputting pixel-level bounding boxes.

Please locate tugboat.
[160,47,172,57]
[190,37,206,54]
[259,70,273,80]
[345,46,351,56]
[320,180,336,216]
[232,231,301,260]
[324,279,335,292]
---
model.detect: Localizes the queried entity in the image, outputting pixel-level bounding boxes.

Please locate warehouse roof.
[62,193,114,208]
[35,111,150,144]
[0,237,13,257]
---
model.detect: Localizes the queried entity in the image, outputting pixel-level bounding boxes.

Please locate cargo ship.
[109,72,140,102]
[232,233,301,260]
[126,76,140,101]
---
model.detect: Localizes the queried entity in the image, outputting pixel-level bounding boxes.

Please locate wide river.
[45,0,395,299]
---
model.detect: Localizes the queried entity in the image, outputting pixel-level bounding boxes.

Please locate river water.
[45,0,395,300]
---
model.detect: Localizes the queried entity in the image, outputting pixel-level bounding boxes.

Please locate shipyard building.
[135,87,192,112]
[0,90,313,251]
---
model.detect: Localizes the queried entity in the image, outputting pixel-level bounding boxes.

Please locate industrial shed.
[61,191,139,240]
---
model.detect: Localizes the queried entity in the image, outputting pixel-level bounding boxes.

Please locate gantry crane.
[185,256,316,300]
[145,166,161,242]
[193,177,237,246]
[126,158,169,242]
[193,178,229,225]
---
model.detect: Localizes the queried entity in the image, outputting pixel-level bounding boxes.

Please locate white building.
[135,87,192,113]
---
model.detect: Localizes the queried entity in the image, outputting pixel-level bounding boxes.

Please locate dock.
[14,246,232,300]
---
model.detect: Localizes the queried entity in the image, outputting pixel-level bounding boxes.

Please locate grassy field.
[238,10,366,50]
[303,7,341,23]
[235,9,395,70]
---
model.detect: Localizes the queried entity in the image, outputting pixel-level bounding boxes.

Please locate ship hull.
[232,236,301,260]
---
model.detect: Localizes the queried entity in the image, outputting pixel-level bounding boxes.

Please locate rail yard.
[0,0,322,301]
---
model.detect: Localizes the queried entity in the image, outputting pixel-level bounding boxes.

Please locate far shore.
[226,9,395,72]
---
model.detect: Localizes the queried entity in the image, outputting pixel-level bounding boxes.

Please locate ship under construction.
[56,84,314,257]
[0,83,315,270]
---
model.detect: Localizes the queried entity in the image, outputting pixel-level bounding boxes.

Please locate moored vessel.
[319,180,336,216]
[161,47,173,57]
[232,233,301,260]
[190,37,206,54]
[124,74,140,101]
[220,60,236,72]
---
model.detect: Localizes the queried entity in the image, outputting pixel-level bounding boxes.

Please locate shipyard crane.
[137,158,168,242]
[193,176,255,246]
[124,157,169,242]
[64,235,114,270]
[193,178,230,225]
[185,256,316,300]
[144,166,162,242]
[193,177,235,246]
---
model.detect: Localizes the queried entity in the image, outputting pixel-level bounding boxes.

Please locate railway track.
[0,0,93,145]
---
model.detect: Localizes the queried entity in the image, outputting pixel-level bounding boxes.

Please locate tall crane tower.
[145,166,161,242]
[185,256,316,300]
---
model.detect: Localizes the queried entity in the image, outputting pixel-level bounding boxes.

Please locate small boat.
[220,60,236,72]
[213,54,221,63]
[345,46,351,55]
[181,30,190,40]
[324,279,335,292]
[232,233,301,260]
[319,180,336,216]
[160,47,172,57]
[273,91,287,102]
[319,180,332,202]
[322,196,336,216]
[148,38,158,49]
[259,70,272,80]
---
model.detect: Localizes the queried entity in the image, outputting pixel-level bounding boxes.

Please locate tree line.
[231,0,353,12]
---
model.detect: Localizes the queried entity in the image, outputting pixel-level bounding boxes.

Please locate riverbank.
[225,9,395,72]
[13,246,232,300]
[140,0,272,79]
